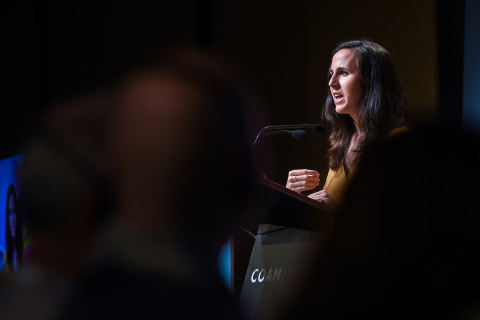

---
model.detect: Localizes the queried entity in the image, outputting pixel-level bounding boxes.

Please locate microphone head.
[292,130,307,141]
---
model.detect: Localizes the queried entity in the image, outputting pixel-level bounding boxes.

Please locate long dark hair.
[324,39,409,170]
[6,184,24,271]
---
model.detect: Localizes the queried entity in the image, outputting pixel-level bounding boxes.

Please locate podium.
[234,177,334,320]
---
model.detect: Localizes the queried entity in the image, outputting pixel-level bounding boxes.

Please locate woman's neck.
[345,130,363,171]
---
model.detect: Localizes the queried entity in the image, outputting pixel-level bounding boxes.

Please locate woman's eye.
[340,70,348,75]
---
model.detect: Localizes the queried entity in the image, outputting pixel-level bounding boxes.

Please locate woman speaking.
[286,40,409,210]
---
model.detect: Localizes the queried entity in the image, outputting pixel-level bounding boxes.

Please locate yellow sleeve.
[388,126,409,138]
[323,166,350,203]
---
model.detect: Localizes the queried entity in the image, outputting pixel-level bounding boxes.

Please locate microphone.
[256,123,324,134]
[292,130,308,140]
[260,129,307,141]
[252,123,324,156]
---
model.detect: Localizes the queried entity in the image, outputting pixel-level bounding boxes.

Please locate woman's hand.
[286,169,320,193]
[308,190,337,211]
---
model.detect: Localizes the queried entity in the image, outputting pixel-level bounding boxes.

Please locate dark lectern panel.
[236,178,334,319]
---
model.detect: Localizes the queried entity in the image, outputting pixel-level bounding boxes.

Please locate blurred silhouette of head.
[107,46,265,256]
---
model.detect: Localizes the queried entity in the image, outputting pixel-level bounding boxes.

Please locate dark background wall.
[1,0,199,158]
[1,0,467,185]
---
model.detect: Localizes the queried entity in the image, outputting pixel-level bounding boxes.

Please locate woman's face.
[328,48,364,126]
[8,194,17,238]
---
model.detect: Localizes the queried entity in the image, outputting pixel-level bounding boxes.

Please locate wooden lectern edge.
[255,176,330,212]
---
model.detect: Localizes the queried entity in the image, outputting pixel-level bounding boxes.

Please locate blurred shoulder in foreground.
[283,123,480,320]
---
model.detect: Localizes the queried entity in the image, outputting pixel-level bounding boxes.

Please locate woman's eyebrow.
[331,66,350,73]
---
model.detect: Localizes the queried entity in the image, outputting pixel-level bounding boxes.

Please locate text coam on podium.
[239,177,334,320]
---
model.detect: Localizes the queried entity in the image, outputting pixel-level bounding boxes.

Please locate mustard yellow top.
[323,126,409,203]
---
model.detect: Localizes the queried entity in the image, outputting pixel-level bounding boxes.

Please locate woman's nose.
[328,76,338,88]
